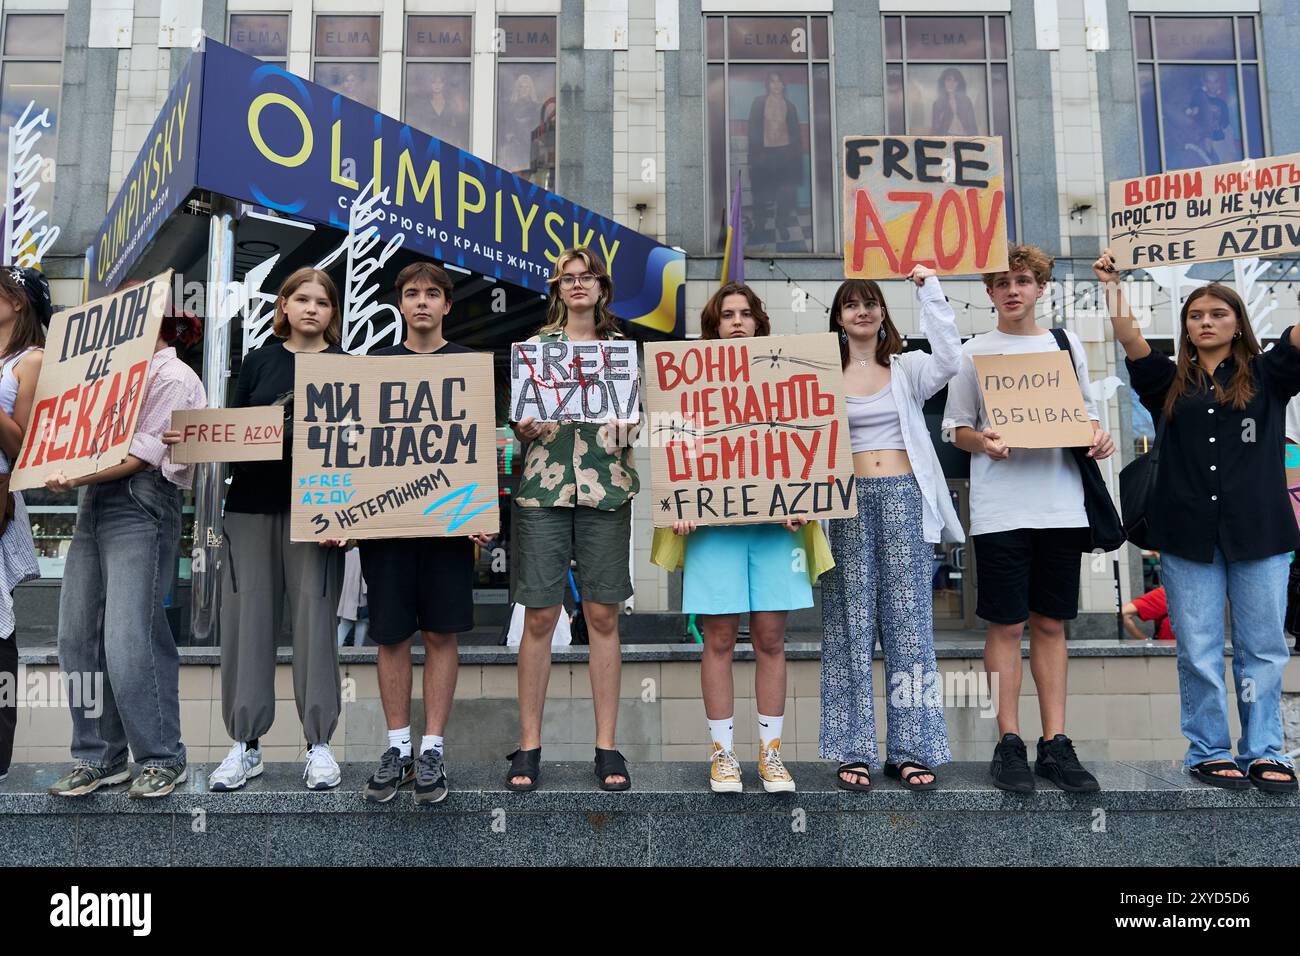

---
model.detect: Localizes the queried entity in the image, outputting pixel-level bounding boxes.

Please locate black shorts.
[358,536,475,644]
[972,527,1090,625]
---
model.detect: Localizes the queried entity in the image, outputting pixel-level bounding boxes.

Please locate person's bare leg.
[585,600,625,785]
[749,611,788,723]
[1028,612,1068,740]
[376,640,413,732]
[511,604,560,786]
[984,621,1026,736]
[700,615,739,720]
[421,631,458,737]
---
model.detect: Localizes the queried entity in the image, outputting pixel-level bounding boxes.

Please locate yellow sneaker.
[709,742,743,793]
[758,738,796,793]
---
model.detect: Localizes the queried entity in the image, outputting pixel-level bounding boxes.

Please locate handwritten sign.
[971,351,1094,449]
[643,333,856,527]
[1285,444,1300,531]
[842,135,1008,279]
[170,407,284,464]
[290,352,499,541]
[1107,154,1300,270]
[10,271,171,492]
[510,340,640,423]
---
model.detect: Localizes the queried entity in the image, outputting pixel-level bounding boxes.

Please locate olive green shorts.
[512,501,633,608]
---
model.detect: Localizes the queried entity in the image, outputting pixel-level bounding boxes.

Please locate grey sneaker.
[414,748,449,805]
[48,763,131,797]
[363,747,414,803]
[209,741,263,791]
[303,743,341,790]
[128,764,187,799]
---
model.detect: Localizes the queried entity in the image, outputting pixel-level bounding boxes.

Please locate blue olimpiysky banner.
[86,40,685,336]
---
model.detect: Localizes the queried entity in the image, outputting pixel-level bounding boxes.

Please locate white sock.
[421,734,443,755]
[388,726,412,759]
[757,713,784,748]
[707,717,734,752]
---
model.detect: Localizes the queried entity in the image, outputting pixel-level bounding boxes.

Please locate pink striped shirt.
[129,347,207,489]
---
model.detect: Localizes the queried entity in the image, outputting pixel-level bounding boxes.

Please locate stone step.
[3,761,1297,867]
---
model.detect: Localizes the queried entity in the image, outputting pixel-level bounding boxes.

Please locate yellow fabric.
[650,521,836,585]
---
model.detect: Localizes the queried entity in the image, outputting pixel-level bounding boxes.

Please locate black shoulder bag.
[1118,414,1166,551]
[1049,328,1126,552]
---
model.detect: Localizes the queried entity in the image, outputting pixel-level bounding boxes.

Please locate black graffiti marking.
[749,349,839,372]
[86,379,143,461]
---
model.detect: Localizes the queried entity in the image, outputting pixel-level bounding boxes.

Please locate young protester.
[196,268,348,792]
[1095,249,1299,793]
[660,282,814,794]
[506,247,637,792]
[360,262,493,805]
[820,264,962,792]
[1121,586,1175,641]
[942,244,1115,794]
[47,289,206,799]
[0,267,46,783]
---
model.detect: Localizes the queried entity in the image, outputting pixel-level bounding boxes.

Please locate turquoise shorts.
[682,523,814,616]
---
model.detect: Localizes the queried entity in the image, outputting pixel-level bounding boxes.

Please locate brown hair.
[0,269,46,359]
[540,247,621,338]
[396,261,454,300]
[982,243,1054,288]
[272,268,342,345]
[829,279,903,368]
[1163,283,1259,419]
[700,282,771,340]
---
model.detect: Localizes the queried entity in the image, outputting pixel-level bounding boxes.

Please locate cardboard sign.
[1285,444,1300,531]
[290,353,499,541]
[1107,153,1300,269]
[971,351,1094,449]
[644,333,856,527]
[170,407,285,463]
[11,271,171,492]
[842,135,1009,279]
[509,340,640,423]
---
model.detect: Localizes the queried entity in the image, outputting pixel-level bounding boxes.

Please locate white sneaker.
[304,743,341,790]
[209,741,263,792]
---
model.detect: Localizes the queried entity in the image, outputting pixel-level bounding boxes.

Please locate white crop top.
[846,384,907,452]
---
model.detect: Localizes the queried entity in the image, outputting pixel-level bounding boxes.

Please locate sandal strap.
[901,767,934,782]
[507,748,541,776]
[838,762,871,773]
[1193,760,1242,773]
[595,747,628,778]
[1249,760,1296,779]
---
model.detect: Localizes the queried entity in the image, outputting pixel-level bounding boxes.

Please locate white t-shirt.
[1286,394,1300,445]
[942,327,1099,537]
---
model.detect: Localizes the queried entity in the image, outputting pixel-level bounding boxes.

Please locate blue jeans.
[57,470,185,770]
[1161,547,1292,770]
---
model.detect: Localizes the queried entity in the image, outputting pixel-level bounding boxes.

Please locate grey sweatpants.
[220,510,344,746]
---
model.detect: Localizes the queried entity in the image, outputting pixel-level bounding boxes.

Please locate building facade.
[6,0,1300,634]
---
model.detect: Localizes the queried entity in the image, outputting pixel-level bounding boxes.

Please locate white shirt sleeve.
[1066,330,1100,421]
[941,347,981,431]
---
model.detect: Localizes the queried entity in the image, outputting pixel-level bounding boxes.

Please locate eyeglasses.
[558,273,598,289]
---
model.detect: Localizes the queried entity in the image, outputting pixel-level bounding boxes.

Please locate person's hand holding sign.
[45,469,78,493]
[783,516,809,533]
[468,533,494,547]
[161,429,182,445]
[980,428,1010,461]
[672,520,696,537]
[909,264,937,286]
[512,416,557,443]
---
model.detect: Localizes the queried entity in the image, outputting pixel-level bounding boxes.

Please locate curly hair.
[700,282,770,340]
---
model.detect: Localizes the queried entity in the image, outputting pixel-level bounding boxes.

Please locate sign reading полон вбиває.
[509,340,640,423]
[291,353,499,541]
[644,333,856,527]
[10,272,171,492]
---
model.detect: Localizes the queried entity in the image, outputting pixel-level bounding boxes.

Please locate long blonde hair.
[539,247,621,339]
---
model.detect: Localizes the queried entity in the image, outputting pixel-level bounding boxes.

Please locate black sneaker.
[414,748,449,805]
[990,733,1034,793]
[363,747,414,803]
[1035,734,1100,792]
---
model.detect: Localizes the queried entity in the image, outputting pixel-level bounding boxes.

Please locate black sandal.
[835,762,872,792]
[885,761,939,792]
[1189,759,1252,791]
[1247,760,1298,794]
[594,748,631,791]
[505,748,541,792]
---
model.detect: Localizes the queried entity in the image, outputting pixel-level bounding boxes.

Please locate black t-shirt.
[369,340,476,357]
[225,340,346,514]
[1126,328,1300,562]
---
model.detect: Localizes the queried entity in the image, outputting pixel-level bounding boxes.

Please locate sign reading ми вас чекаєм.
[971,351,1094,449]
[10,271,171,492]
[290,353,499,541]
[644,333,856,527]
[842,135,1008,279]
[1107,153,1300,269]
[509,340,640,424]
